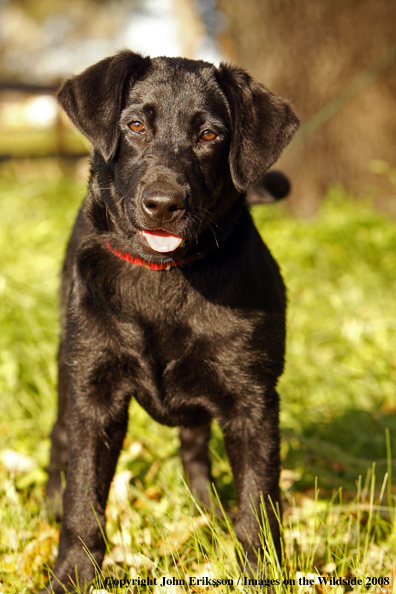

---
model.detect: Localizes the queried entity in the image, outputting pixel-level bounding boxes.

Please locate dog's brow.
[124,101,145,111]
[120,103,150,124]
[144,104,156,116]
[191,111,229,134]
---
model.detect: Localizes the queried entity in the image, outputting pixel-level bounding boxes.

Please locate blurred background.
[1,0,396,216]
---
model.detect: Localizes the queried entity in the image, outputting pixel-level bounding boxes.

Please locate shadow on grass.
[282,407,396,496]
[208,406,396,506]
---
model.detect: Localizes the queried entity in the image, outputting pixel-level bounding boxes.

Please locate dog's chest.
[130,319,252,426]
[115,281,260,426]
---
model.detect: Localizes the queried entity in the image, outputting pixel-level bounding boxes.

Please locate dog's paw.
[39,551,98,594]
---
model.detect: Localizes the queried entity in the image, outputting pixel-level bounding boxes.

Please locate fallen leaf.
[158,515,209,555]
[109,470,133,508]
[280,469,301,489]
[18,526,58,573]
[103,546,153,570]
[0,449,37,474]
[189,563,217,592]
[382,562,396,593]
[144,486,161,500]
[1,553,18,573]
[128,441,144,458]
[321,562,336,573]
[110,529,132,547]
[2,527,19,550]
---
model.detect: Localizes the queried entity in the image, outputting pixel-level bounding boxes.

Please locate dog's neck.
[104,241,199,271]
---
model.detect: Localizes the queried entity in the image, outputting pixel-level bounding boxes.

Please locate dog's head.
[58,51,298,263]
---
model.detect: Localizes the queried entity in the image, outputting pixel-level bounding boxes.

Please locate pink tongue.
[140,230,183,253]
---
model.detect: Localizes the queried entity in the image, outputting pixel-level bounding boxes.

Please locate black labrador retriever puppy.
[42,51,299,592]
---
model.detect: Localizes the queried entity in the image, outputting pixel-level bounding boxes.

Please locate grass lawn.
[1,159,396,592]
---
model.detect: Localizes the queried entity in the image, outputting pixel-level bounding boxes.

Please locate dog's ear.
[58,51,151,161]
[216,64,299,193]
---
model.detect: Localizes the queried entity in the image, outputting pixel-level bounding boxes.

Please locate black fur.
[42,51,299,592]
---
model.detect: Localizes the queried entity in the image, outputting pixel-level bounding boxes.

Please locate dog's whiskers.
[209,223,220,249]
[190,207,220,248]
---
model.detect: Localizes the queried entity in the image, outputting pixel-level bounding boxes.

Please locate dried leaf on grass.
[103,546,153,570]
[18,525,58,573]
[280,469,301,490]
[135,486,162,508]
[108,470,133,508]
[189,563,219,592]
[382,562,396,594]
[110,529,132,547]
[0,449,37,474]
[144,486,161,500]
[158,515,210,555]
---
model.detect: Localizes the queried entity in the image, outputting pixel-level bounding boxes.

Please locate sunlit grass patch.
[252,186,396,493]
[1,162,396,591]
[2,459,396,592]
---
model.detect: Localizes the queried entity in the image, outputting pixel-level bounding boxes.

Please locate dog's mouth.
[138,229,184,253]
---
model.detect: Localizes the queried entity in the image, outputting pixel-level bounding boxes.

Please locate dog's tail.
[246,170,291,205]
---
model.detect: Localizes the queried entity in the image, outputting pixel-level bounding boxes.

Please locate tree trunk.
[217,0,396,216]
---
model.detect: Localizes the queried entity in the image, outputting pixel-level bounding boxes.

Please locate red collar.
[104,241,191,271]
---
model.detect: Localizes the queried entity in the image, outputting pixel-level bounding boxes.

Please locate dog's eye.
[199,130,216,142]
[129,121,145,134]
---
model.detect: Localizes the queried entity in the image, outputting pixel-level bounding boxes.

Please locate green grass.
[0,128,88,158]
[252,187,396,494]
[1,160,396,592]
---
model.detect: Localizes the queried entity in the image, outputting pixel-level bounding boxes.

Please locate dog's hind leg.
[46,340,69,519]
[180,425,212,507]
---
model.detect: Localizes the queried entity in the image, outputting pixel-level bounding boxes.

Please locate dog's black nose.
[142,190,185,222]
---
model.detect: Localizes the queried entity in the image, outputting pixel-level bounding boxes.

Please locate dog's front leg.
[42,377,131,594]
[222,388,282,571]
